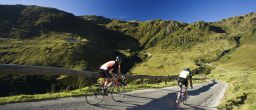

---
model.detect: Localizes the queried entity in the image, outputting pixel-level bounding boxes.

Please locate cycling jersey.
[178,70,192,87]
[100,61,118,70]
[179,70,191,79]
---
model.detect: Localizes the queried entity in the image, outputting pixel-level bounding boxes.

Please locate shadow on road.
[189,81,217,96]
[95,103,127,110]
[126,92,177,110]
[125,94,156,100]
[178,104,216,110]
[126,82,217,110]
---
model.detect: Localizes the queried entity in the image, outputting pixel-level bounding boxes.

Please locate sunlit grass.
[131,36,236,76]
[208,44,256,110]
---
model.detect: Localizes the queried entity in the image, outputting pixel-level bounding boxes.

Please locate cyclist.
[176,68,193,103]
[99,56,122,88]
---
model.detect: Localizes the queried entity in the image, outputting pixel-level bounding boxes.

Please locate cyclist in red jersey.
[99,56,122,87]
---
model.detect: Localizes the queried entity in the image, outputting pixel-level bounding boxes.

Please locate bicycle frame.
[180,87,187,99]
[85,74,126,105]
[175,85,188,105]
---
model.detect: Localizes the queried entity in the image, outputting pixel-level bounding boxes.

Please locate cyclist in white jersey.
[178,68,193,88]
[176,68,193,103]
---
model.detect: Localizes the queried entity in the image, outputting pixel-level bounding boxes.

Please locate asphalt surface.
[0,81,227,110]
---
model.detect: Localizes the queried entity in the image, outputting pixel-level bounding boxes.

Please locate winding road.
[0,81,226,110]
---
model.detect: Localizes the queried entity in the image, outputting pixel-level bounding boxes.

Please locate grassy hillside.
[104,13,256,109]
[0,5,139,96]
[104,19,237,75]
[1,5,256,109]
[0,4,141,70]
[105,19,188,49]
[207,32,256,109]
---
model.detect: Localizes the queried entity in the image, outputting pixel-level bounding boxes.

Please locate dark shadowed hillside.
[0,5,139,96]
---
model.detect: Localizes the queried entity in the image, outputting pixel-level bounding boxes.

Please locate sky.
[1,0,256,23]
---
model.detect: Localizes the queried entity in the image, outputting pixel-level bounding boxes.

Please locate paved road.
[0,81,226,110]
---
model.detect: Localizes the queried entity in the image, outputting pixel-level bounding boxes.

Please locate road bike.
[85,74,126,105]
[174,82,189,106]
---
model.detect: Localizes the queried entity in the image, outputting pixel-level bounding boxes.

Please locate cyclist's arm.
[117,64,122,79]
[108,69,115,78]
[189,73,193,88]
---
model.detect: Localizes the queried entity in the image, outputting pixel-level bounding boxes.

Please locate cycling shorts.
[178,77,188,87]
[100,69,112,79]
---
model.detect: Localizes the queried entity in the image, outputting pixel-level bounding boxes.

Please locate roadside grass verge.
[209,70,256,110]
[208,44,256,110]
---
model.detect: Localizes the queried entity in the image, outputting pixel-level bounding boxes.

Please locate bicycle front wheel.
[111,83,126,102]
[85,84,104,105]
[174,92,181,107]
[182,94,189,105]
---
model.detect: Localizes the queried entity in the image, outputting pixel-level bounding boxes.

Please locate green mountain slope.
[0,5,139,96]
[201,15,256,110]
[0,5,139,69]
[103,13,256,109]
[104,19,238,75]
[1,5,256,109]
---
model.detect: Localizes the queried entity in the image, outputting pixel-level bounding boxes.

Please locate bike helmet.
[184,68,190,71]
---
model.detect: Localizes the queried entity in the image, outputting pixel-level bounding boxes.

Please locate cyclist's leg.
[103,71,117,87]
[104,78,109,87]
[109,72,116,82]
[184,79,189,96]
[176,86,182,102]
[100,69,112,87]
[99,69,106,86]
[176,78,183,103]
[117,72,122,82]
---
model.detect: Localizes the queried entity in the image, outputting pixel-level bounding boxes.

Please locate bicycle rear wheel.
[174,92,182,107]
[111,83,126,102]
[85,84,104,105]
[182,94,189,105]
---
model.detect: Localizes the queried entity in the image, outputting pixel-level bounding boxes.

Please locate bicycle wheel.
[173,92,179,108]
[175,92,181,106]
[182,94,189,105]
[85,84,104,105]
[173,91,182,110]
[111,83,126,102]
